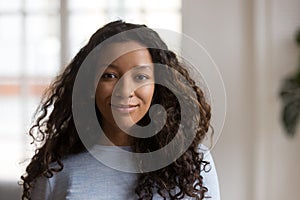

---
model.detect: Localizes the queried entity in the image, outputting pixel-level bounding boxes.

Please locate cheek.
[97,82,115,95]
[96,83,114,106]
[137,84,155,107]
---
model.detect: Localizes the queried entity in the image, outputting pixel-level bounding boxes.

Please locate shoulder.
[30,150,92,199]
[30,175,52,200]
[198,145,221,200]
[31,147,138,200]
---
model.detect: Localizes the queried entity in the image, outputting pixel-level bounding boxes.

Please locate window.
[0,0,181,182]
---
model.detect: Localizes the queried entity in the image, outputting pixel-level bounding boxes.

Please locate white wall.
[268,0,300,199]
[182,0,300,200]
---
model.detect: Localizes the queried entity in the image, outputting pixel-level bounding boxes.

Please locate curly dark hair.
[20,20,212,200]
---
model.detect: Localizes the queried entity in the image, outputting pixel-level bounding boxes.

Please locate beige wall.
[182,0,300,200]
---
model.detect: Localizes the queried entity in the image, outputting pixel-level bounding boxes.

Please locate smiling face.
[95,41,155,139]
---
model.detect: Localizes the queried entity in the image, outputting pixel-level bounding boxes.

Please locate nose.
[113,75,134,98]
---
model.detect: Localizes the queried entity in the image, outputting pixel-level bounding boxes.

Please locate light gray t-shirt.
[31,145,220,200]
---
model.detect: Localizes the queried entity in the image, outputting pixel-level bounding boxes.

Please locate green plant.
[279,29,300,137]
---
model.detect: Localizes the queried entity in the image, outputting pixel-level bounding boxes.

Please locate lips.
[110,103,139,113]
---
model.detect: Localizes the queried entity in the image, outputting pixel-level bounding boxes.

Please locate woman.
[21,20,220,200]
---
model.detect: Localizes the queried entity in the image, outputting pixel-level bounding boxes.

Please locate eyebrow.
[132,65,154,71]
[101,64,153,71]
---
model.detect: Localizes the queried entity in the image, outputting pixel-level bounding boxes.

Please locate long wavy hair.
[20,20,212,200]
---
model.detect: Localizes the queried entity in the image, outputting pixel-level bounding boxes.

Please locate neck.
[98,121,133,146]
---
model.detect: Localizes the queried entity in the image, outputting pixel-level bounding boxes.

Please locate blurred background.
[0,0,299,199]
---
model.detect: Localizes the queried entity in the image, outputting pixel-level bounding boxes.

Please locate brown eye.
[134,74,149,81]
[101,73,117,79]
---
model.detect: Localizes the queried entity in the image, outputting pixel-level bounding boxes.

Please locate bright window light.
[0,0,181,184]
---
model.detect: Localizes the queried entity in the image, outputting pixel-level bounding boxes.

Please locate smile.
[110,104,139,113]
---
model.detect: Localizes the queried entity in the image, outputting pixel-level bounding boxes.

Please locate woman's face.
[95,41,155,133]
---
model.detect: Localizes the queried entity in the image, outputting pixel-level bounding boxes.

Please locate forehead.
[97,41,154,76]
[99,41,151,63]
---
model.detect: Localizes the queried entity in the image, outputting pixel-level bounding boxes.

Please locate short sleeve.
[201,150,221,200]
[30,175,53,200]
